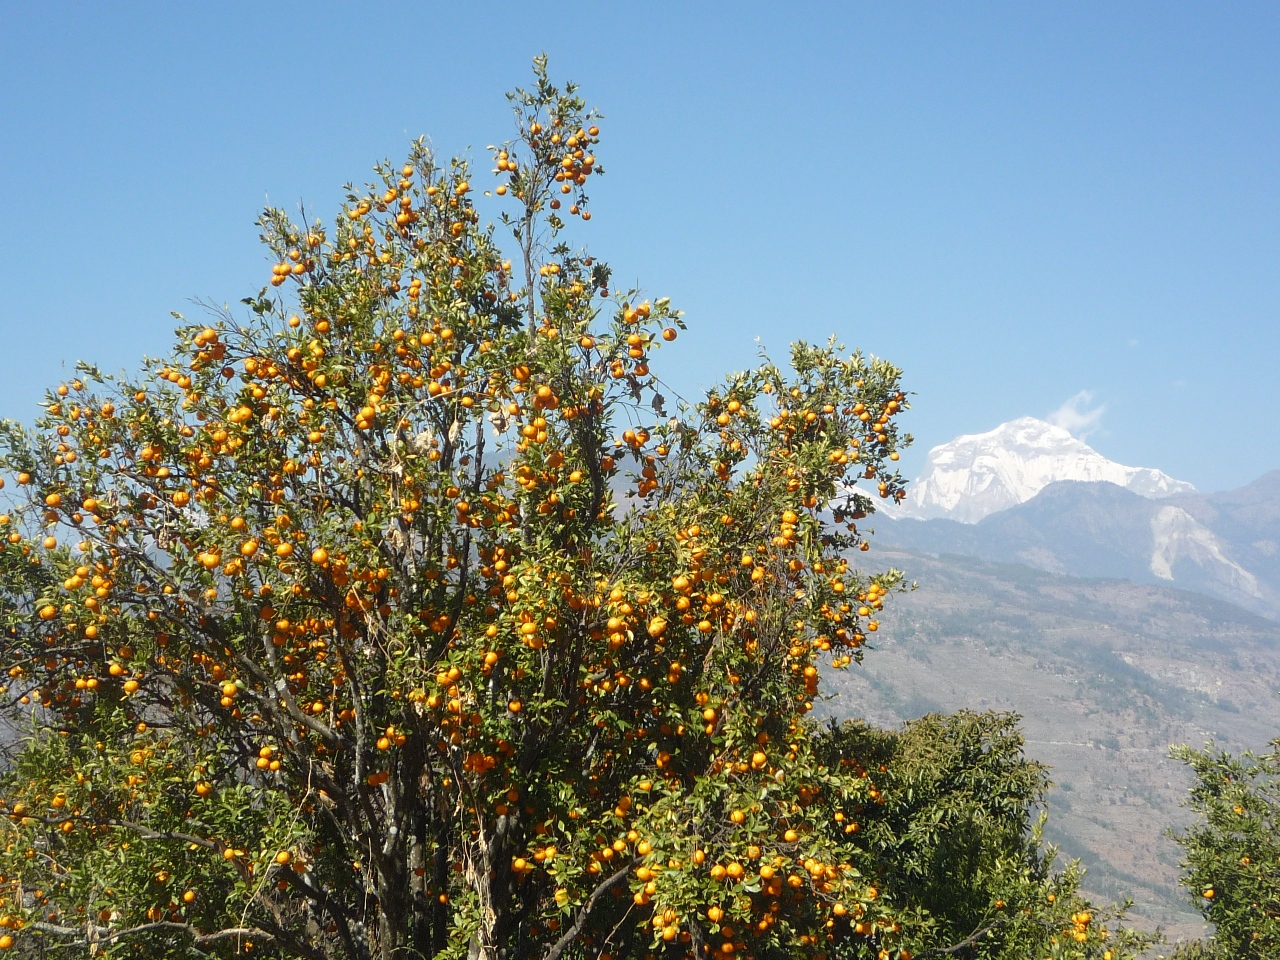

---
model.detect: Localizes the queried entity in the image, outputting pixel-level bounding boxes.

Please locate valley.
[821,545,1280,940]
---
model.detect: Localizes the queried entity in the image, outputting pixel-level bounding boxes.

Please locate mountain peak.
[890,417,1194,523]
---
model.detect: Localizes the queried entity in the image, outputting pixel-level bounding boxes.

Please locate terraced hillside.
[821,546,1280,940]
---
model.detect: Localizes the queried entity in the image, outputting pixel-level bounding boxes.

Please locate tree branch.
[543,859,636,960]
[917,916,1010,957]
[30,919,279,948]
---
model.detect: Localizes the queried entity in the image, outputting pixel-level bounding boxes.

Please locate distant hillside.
[1170,470,1280,608]
[821,546,1280,939]
[877,473,1280,620]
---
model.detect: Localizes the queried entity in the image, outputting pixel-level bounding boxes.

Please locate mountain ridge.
[877,477,1280,620]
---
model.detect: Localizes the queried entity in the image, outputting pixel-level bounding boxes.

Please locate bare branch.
[543,859,637,960]
[917,916,1010,957]
[30,919,278,948]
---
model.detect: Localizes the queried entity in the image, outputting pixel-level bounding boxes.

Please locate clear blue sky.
[2,3,1277,491]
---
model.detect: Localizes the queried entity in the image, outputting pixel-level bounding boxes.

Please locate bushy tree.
[817,712,1154,960]
[1168,739,1280,958]
[0,60,920,960]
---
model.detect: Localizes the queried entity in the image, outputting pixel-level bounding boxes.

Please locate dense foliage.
[1169,739,1280,958]
[819,712,1152,960]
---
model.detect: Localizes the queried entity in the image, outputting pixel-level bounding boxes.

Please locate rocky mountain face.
[1168,470,1280,605]
[877,475,1280,620]
[888,417,1194,523]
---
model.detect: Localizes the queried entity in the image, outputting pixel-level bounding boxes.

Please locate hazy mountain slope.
[1170,470,1280,598]
[890,418,1193,522]
[821,546,1280,938]
[878,478,1280,620]
[879,481,1155,578]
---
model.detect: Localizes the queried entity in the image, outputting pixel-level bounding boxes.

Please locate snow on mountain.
[889,417,1194,523]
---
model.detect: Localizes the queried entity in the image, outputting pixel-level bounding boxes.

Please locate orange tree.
[1169,739,1280,958]
[0,60,916,960]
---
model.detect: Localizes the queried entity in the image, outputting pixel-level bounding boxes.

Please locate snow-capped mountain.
[872,418,1280,619]
[889,417,1194,523]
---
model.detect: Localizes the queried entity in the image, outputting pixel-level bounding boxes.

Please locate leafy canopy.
[819,712,1155,960]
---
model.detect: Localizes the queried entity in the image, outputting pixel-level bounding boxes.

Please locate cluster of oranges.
[494,118,600,221]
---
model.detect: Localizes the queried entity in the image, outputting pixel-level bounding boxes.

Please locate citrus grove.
[0,61,1148,960]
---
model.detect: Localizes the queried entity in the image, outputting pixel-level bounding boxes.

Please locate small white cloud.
[1047,390,1105,439]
